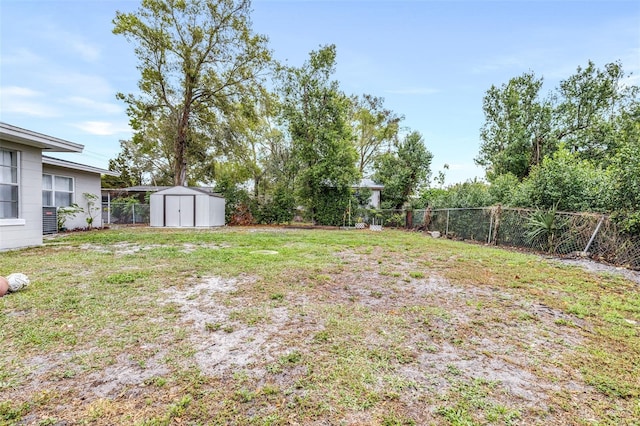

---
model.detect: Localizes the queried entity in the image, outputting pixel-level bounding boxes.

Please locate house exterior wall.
[370,189,381,209]
[0,141,43,250]
[42,164,104,230]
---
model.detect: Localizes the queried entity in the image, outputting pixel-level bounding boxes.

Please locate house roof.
[43,156,119,176]
[0,122,84,153]
[352,178,384,190]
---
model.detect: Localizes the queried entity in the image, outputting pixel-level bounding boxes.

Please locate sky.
[1,0,639,185]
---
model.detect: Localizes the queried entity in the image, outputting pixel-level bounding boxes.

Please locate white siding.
[149,192,164,227]
[150,186,225,227]
[195,194,210,226]
[0,141,43,250]
[370,189,381,209]
[42,164,104,230]
[210,196,225,226]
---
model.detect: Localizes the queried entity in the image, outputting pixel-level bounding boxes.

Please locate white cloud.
[385,87,439,95]
[64,97,122,115]
[40,25,101,63]
[470,49,556,75]
[73,121,131,136]
[0,48,42,66]
[0,86,60,117]
[69,39,100,62]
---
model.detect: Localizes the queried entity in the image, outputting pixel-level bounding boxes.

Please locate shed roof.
[152,185,224,198]
[115,185,216,193]
[352,178,384,190]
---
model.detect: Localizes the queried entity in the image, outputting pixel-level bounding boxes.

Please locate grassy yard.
[1,227,639,425]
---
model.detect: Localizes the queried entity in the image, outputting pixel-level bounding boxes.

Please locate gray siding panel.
[0,141,43,250]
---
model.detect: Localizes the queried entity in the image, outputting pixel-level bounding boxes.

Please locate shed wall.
[210,196,225,226]
[149,192,163,227]
[149,187,225,227]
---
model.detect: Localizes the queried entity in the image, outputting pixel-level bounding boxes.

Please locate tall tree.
[554,60,635,163]
[476,72,553,180]
[102,140,147,188]
[351,94,403,175]
[477,61,639,181]
[608,103,640,213]
[279,45,358,224]
[373,130,433,210]
[113,0,270,186]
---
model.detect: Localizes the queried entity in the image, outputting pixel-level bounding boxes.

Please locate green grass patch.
[1,227,638,424]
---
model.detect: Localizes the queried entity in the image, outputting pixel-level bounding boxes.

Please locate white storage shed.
[150,186,225,228]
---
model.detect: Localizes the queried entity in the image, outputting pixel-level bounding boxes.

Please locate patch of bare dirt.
[75,242,229,256]
[554,257,640,284]
[9,245,630,424]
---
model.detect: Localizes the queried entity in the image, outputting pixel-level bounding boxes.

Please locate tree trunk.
[174,76,193,186]
[174,121,188,186]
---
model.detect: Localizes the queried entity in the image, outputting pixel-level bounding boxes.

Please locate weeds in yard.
[1,227,639,424]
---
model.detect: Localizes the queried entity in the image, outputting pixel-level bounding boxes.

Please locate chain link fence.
[98,201,639,270]
[102,203,150,225]
[411,207,639,270]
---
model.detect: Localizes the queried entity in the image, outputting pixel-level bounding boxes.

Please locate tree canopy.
[373,130,433,210]
[278,44,359,224]
[351,94,403,175]
[476,61,638,182]
[107,4,638,230]
[113,0,270,186]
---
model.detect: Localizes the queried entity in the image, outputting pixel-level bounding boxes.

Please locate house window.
[42,174,74,207]
[0,149,19,219]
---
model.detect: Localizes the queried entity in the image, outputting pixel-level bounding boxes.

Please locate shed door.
[165,195,195,227]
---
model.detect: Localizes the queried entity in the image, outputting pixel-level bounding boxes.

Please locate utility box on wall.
[149,186,225,228]
[42,207,58,235]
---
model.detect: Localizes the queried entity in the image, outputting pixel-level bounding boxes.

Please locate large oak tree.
[113,0,270,186]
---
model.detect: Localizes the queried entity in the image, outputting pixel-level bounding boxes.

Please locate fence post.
[491,205,501,245]
[488,210,493,244]
[132,204,136,225]
[582,215,605,255]
[445,209,450,237]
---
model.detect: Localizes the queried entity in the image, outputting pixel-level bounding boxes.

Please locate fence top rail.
[424,207,489,212]
[419,206,608,218]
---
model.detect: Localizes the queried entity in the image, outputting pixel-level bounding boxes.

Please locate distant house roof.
[43,156,119,176]
[0,122,84,152]
[352,178,384,190]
